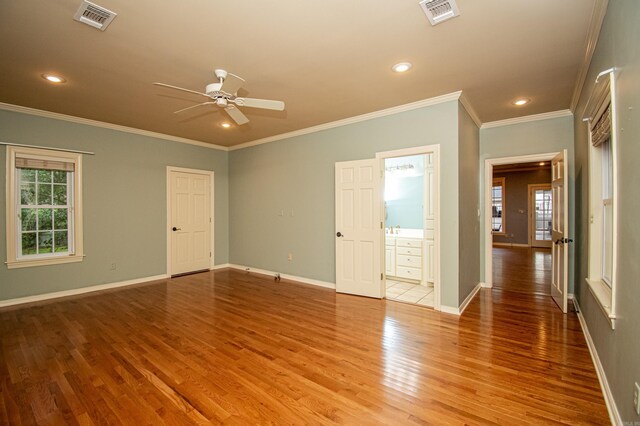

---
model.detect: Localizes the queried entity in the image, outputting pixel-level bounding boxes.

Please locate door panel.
[335,159,383,298]
[170,171,211,275]
[551,151,569,313]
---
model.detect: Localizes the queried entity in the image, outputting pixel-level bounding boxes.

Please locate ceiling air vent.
[73,1,117,31]
[419,0,460,26]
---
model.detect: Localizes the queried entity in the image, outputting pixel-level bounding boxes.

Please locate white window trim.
[5,146,84,269]
[584,68,618,329]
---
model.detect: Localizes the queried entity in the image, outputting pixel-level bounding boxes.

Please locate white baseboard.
[227,264,336,289]
[440,282,482,315]
[492,242,530,248]
[211,263,231,270]
[573,296,622,426]
[0,274,169,308]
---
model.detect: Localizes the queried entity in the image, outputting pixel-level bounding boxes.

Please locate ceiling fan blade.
[153,82,210,98]
[220,73,245,96]
[234,97,285,111]
[224,105,249,125]
[173,102,216,114]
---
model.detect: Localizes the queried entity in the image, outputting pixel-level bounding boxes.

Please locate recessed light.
[42,74,66,84]
[392,62,412,73]
[513,98,530,106]
[220,122,231,128]
[539,162,545,166]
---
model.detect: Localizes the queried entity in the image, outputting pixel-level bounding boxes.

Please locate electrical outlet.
[634,382,640,415]
[110,263,116,270]
[287,253,293,261]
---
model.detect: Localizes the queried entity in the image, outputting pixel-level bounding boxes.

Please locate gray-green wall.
[574,0,640,421]
[0,110,229,301]
[458,103,480,303]
[229,100,466,308]
[479,115,574,291]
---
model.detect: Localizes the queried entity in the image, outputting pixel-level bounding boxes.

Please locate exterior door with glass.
[529,184,553,248]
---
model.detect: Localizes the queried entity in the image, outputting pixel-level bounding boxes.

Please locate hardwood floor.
[492,246,552,295]
[1,269,608,425]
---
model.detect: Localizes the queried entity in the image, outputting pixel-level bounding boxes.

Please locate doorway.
[378,145,440,310]
[166,167,215,277]
[484,151,569,312]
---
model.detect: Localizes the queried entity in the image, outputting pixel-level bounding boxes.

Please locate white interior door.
[551,150,569,312]
[335,159,383,298]
[170,170,211,276]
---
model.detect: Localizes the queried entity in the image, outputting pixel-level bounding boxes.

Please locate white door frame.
[483,152,557,288]
[376,144,441,311]
[166,166,215,276]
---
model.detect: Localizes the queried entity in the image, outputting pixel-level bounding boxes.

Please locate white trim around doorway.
[484,153,557,288]
[376,144,441,311]
[166,166,215,277]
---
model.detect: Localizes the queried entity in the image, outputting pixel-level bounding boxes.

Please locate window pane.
[54,208,68,230]
[53,184,67,205]
[38,232,53,254]
[37,183,52,205]
[20,183,36,205]
[53,171,67,184]
[37,170,52,183]
[20,169,36,182]
[21,208,37,231]
[54,231,68,252]
[22,233,37,255]
[38,208,53,230]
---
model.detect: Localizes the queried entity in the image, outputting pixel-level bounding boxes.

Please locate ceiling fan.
[153,69,285,125]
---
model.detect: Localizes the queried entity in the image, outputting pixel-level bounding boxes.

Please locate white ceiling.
[0,0,598,147]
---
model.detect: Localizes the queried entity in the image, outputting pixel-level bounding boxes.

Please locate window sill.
[585,277,616,329]
[6,255,84,269]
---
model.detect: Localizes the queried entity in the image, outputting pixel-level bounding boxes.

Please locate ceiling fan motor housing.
[205,83,223,96]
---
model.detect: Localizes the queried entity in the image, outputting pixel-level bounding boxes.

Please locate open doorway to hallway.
[491,161,552,295]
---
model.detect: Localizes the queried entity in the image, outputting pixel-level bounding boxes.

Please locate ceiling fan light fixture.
[513,98,530,106]
[392,62,412,73]
[42,74,66,84]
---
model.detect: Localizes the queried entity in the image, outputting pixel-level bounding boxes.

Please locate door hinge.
[210,217,212,223]
[209,252,211,257]
[380,221,383,229]
[381,273,384,280]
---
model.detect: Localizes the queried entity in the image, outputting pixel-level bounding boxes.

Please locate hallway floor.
[492,246,552,295]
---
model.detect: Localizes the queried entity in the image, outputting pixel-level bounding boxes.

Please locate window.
[491,177,505,235]
[5,146,84,269]
[585,69,617,328]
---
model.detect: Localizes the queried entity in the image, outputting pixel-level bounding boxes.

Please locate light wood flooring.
[1,267,608,424]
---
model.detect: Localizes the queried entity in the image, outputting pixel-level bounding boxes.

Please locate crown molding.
[0,102,229,151]
[570,0,609,112]
[228,91,464,151]
[458,92,482,128]
[481,110,573,130]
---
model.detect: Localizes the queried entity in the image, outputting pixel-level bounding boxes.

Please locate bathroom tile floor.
[385,280,434,308]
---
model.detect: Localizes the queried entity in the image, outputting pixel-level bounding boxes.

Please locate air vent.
[419,0,460,26]
[73,1,117,31]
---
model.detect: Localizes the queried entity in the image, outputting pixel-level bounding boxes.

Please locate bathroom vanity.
[385,229,434,285]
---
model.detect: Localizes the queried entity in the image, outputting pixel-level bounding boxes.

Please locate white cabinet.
[386,236,428,284]
[385,241,396,276]
[425,240,434,283]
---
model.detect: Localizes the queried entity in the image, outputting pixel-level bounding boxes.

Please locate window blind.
[591,104,611,147]
[15,157,75,172]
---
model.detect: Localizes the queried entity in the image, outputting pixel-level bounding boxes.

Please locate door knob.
[172,227,181,231]
[564,237,574,244]
[336,232,343,237]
